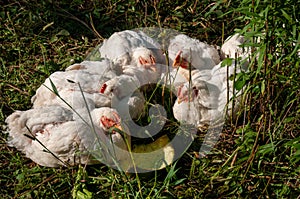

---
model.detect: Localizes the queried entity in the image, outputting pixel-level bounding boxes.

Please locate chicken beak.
[177,95,194,104]
[114,124,122,131]
[177,97,183,104]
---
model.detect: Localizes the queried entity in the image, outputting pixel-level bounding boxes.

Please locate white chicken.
[98,46,164,120]
[99,30,165,69]
[5,105,90,167]
[65,58,122,76]
[129,47,159,72]
[173,78,222,129]
[220,33,251,62]
[173,58,247,128]
[168,34,220,70]
[85,107,131,170]
[99,75,146,121]
[209,61,247,120]
[31,69,113,109]
[5,106,131,168]
[161,34,220,92]
[210,62,243,90]
[7,29,253,171]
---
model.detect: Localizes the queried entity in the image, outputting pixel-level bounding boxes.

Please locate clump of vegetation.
[1,0,299,198]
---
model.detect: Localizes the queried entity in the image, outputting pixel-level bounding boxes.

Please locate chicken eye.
[193,88,199,97]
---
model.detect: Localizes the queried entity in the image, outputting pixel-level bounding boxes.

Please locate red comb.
[100,83,107,93]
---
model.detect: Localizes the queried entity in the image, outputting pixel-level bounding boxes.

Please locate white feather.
[168,34,220,70]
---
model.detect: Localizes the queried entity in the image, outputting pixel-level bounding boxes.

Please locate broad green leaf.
[221,58,233,67]
[234,78,246,90]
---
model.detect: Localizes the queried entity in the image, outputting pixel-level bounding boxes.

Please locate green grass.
[1,0,299,198]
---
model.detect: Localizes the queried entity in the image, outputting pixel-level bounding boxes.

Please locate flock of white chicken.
[5,30,250,171]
